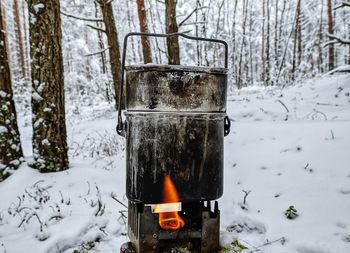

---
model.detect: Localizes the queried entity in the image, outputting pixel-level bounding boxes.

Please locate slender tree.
[265,0,271,85]
[318,0,324,73]
[28,0,69,172]
[136,0,152,63]
[98,0,122,107]
[292,0,301,81]
[165,0,180,65]
[326,0,335,70]
[237,0,249,89]
[0,4,23,180]
[261,0,266,83]
[231,0,238,86]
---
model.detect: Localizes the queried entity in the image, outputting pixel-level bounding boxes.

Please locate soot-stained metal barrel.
[125,64,228,204]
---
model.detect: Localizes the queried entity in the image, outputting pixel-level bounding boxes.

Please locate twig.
[242,190,251,205]
[33,180,45,187]
[178,7,208,27]
[312,109,328,120]
[61,11,103,22]
[111,193,128,209]
[26,213,43,232]
[86,24,106,33]
[325,34,350,46]
[276,99,289,113]
[334,2,350,10]
[59,191,64,204]
[99,226,108,236]
[86,181,91,195]
[85,47,110,57]
[254,237,286,250]
[48,215,64,221]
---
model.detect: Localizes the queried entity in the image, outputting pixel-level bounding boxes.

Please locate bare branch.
[334,2,350,10]
[60,11,103,22]
[325,34,350,46]
[276,99,289,113]
[86,24,106,33]
[85,47,110,57]
[179,7,208,27]
[111,193,127,209]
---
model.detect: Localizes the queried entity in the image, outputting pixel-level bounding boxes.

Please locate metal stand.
[121,201,220,253]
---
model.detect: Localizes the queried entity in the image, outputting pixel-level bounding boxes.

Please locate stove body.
[118,62,229,253]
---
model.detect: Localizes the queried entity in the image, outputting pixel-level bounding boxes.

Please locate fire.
[156,175,185,231]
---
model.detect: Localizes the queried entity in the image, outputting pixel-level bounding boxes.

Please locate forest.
[0,0,350,252]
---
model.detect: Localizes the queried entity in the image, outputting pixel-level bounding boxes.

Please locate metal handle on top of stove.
[116,32,229,136]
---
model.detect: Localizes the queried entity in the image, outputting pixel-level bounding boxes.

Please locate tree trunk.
[137,0,152,63]
[13,0,26,78]
[318,0,324,73]
[165,0,180,65]
[237,0,248,89]
[99,0,122,108]
[28,0,69,172]
[0,4,23,181]
[231,0,238,87]
[94,1,107,74]
[326,0,335,70]
[296,0,302,67]
[265,0,271,85]
[274,0,279,72]
[261,0,266,83]
[22,0,31,82]
[292,0,301,81]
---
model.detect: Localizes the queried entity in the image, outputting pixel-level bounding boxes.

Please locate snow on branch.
[60,11,103,22]
[325,34,350,46]
[334,2,350,10]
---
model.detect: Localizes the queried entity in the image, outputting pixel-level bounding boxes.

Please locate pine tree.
[0,4,23,181]
[28,0,69,172]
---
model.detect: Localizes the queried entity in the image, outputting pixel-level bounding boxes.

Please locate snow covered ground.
[1,73,350,253]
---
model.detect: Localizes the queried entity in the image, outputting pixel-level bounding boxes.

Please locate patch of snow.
[33,3,45,13]
[0,90,7,97]
[32,92,43,101]
[0,126,8,133]
[42,139,50,146]
[33,118,44,128]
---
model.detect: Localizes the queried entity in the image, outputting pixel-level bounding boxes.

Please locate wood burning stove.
[117,33,230,253]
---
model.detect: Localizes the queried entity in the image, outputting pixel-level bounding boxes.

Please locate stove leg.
[120,242,136,253]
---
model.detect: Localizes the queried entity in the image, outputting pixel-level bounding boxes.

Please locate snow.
[33,4,45,14]
[0,91,7,98]
[1,74,350,252]
[41,139,50,146]
[0,126,7,133]
[33,118,44,129]
[32,92,43,102]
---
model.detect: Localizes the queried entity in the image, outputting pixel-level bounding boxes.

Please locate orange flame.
[157,175,185,231]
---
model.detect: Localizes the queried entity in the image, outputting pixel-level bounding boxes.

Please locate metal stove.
[117,33,230,253]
